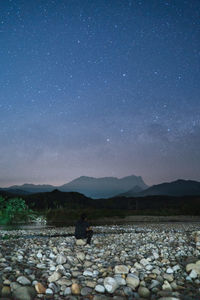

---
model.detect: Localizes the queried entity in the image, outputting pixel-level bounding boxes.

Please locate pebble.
[71,283,81,295]
[1,223,200,299]
[126,274,140,290]
[16,276,31,285]
[95,284,105,293]
[35,282,46,294]
[104,277,118,293]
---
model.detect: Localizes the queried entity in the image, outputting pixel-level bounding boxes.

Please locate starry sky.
[0,0,200,187]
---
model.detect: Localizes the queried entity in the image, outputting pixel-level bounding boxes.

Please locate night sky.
[1,0,200,187]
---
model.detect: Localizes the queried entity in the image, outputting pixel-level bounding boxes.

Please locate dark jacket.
[74,220,90,239]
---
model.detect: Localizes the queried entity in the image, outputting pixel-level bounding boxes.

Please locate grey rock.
[16,276,31,285]
[95,284,105,293]
[104,277,119,293]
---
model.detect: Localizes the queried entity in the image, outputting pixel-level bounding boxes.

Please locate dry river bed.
[1,223,200,300]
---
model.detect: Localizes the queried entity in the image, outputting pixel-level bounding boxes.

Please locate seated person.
[75,213,93,245]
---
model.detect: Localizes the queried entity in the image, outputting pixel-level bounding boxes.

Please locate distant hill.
[117,185,144,197]
[1,175,148,199]
[136,179,200,197]
[2,184,55,194]
[59,175,148,198]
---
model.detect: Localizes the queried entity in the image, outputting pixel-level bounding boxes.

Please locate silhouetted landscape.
[1,176,200,225]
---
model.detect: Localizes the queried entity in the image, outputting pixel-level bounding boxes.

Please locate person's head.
[80,213,87,221]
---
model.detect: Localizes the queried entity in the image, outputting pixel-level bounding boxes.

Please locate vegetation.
[1,189,200,226]
[0,196,35,225]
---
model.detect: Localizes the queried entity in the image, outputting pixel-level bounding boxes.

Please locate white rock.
[172,265,180,272]
[152,251,159,259]
[76,239,86,246]
[140,258,149,266]
[104,277,119,293]
[83,270,93,277]
[166,267,173,274]
[48,271,61,282]
[95,285,105,293]
[56,254,66,265]
[189,269,198,279]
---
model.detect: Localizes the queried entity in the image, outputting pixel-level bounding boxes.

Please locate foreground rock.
[1,223,200,299]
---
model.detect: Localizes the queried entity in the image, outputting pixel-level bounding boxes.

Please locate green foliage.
[0,196,35,225]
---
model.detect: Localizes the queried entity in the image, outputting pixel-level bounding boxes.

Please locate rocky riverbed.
[1,223,200,299]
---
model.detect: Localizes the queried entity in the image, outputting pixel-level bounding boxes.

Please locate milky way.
[0,0,200,186]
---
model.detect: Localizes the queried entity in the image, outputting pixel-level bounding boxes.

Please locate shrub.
[0,196,34,225]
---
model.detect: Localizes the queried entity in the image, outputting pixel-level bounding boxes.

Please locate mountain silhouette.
[1,175,147,199]
[136,179,200,197]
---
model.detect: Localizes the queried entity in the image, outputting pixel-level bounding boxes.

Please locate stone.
[186,263,200,275]
[114,265,129,274]
[57,278,72,286]
[36,251,43,259]
[140,258,149,266]
[84,261,93,268]
[56,254,67,264]
[46,288,53,294]
[16,276,31,285]
[83,270,93,277]
[114,276,126,286]
[76,239,86,246]
[48,271,62,282]
[77,252,85,260]
[194,231,200,242]
[134,262,143,269]
[64,287,71,295]
[10,282,21,291]
[1,286,11,296]
[12,286,36,300]
[81,287,92,296]
[3,279,11,285]
[35,282,46,294]
[163,274,174,282]
[86,280,96,288]
[166,268,173,274]
[95,284,105,293]
[49,282,60,293]
[71,283,81,295]
[138,286,150,298]
[162,280,172,291]
[158,298,180,300]
[104,277,119,293]
[172,265,180,272]
[189,269,197,279]
[126,274,140,290]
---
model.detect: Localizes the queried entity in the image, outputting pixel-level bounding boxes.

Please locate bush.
[0,196,35,225]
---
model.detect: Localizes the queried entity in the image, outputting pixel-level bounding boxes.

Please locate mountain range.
[1,176,200,198]
[0,175,148,199]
